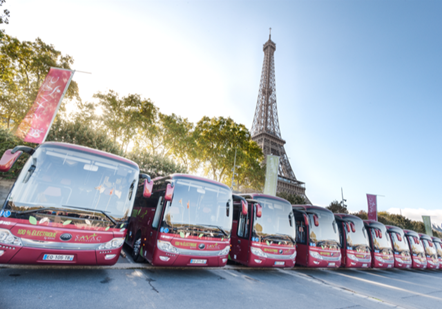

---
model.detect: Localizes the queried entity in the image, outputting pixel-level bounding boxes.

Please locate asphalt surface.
[1,250,441,309]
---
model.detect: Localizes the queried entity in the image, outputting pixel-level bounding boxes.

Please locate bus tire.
[132,233,144,263]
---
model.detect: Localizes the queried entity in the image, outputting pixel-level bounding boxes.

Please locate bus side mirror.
[379,230,382,238]
[397,234,402,241]
[346,223,350,233]
[165,183,174,201]
[255,203,262,218]
[313,214,319,227]
[143,178,153,198]
[350,222,355,233]
[0,149,23,172]
[241,200,248,216]
[429,241,433,247]
[303,214,309,226]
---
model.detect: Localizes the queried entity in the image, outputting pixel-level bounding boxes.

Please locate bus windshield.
[423,239,437,258]
[6,145,138,223]
[370,227,392,252]
[435,242,442,258]
[252,197,295,245]
[346,220,370,251]
[391,232,410,256]
[309,211,340,248]
[162,178,232,238]
[408,236,425,257]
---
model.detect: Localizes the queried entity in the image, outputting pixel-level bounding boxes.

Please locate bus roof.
[385,225,404,235]
[363,220,387,229]
[42,142,139,169]
[334,213,364,223]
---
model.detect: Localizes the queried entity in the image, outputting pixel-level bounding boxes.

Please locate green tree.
[125,147,187,178]
[327,200,348,214]
[276,192,306,204]
[0,33,79,129]
[193,116,264,187]
[94,91,157,152]
[0,0,9,25]
[46,118,123,156]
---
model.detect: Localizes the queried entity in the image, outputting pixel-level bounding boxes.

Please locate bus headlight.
[348,254,359,262]
[375,256,393,263]
[98,237,124,250]
[251,247,267,258]
[310,251,323,260]
[218,245,229,256]
[157,240,179,254]
[0,229,22,246]
[290,251,297,259]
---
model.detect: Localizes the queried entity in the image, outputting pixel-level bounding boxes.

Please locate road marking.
[225,271,238,277]
[279,269,405,308]
[329,271,442,301]
[353,269,437,290]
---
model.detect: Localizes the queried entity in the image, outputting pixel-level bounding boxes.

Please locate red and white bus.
[293,205,341,268]
[335,214,371,268]
[386,225,412,268]
[431,236,442,269]
[419,233,439,270]
[363,220,394,268]
[126,174,232,266]
[229,194,296,267]
[403,229,426,269]
[0,142,139,265]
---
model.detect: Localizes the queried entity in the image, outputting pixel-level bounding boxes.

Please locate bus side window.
[152,196,165,229]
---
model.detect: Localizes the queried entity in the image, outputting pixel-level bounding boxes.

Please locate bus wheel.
[132,235,144,263]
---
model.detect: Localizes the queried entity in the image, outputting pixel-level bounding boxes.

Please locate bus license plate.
[274,261,285,266]
[190,259,207,264]
[362,264,367,267]
[328,262,335,267]
[43,254,74,261]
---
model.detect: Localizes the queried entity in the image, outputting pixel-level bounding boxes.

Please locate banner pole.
[41,70,75,143]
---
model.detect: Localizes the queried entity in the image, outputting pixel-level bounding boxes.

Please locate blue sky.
[4,1,442,221]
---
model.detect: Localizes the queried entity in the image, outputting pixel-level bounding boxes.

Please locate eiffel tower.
[251,30,309,202]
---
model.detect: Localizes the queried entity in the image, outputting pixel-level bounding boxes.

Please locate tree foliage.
[0,33,79,129]
[351,210,442,238]
[276,192,306,205]
[0,0,9,25]
[327,200,349,214]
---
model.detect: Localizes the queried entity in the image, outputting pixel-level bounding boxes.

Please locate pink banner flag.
[366,194,377,221]
[16,68,74,144]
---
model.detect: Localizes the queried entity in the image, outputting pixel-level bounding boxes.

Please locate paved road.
[1,251,441,309]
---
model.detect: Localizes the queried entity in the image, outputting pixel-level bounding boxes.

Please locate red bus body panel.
[385,225,412,269]
[0,218,124,265]
[229,194,296,268]
[126,174,231,267]
[0,142,137,265]
[403,229,427,269]
[294,205,341,268]
[363,220,394,269]
[420,233,439,270]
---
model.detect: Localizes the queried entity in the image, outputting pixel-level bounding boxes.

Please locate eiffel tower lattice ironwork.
[251,30,309,201]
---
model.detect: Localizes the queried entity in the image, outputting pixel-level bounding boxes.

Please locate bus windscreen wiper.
[195,224,228,237]
[263,234,295,244]
[16,207,61,215]
[62,205,117,225]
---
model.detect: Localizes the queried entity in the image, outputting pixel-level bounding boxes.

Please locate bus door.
[337,221,346,266]
[234,202,252,264]
[294,211,308,265]
[144,190,166,261]
[230,199,241,260]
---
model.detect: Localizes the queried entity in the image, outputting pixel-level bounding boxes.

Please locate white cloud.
[387,208,442,229]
